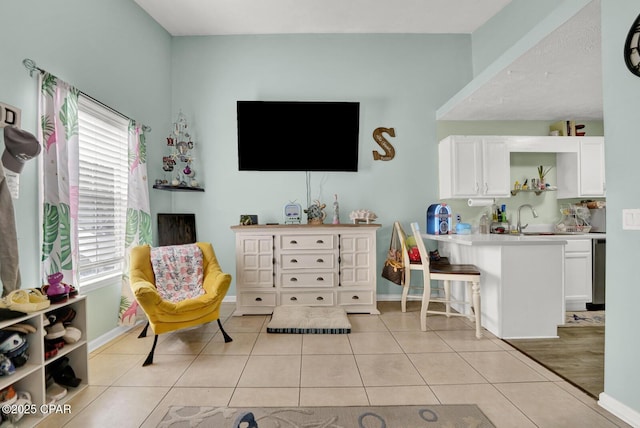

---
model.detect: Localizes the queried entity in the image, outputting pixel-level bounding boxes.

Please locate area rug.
[157,405,496,427]
[564,310,605,326]
[266,306,351,334]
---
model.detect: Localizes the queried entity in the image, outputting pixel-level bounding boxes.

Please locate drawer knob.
[290,240,298,244]
[352,295,360,300]
[316,296,324,301]
[316,239,324,244]
[255,297,262,302]
[316,258,324,263]
[290,277,298,282]
[290,259,298,263]
[316,277,324,281]
[290,296,298,301]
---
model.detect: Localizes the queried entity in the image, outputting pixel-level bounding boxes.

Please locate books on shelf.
[549,120,585,136]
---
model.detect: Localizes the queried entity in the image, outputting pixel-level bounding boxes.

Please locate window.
[77,96,129,290]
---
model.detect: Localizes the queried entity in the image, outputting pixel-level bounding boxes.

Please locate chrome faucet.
[517,204,539,234]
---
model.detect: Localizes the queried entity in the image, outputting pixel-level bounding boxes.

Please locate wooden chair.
[409,222,483,338]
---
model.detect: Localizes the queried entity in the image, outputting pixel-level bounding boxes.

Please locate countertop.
[424,232,605,246]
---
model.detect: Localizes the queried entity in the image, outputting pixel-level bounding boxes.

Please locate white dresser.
[231,224,381,315]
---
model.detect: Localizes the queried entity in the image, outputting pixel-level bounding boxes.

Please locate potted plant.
[537,165,552,189]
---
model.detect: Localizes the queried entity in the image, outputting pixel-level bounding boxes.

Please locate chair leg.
[472,281,482,339]
[444,280,451,317]
[218,319,233,343]
[420,274,430,332]
[138,321,150,338]
[142,334,158,366]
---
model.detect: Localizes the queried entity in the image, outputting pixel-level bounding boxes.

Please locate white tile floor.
[36,301,631,428]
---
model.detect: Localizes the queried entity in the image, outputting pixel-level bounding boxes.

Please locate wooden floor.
[504,326,604,398]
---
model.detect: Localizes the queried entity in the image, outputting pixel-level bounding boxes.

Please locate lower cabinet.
[0,295,87,427]
[564,239,593,311]
[231,224,381,315]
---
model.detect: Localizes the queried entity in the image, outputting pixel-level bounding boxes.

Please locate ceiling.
[133,0,602,121]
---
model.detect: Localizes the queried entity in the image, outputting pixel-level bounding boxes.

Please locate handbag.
[381,224,405,286]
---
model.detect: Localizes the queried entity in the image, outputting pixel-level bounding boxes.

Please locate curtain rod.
[22,58,151,133]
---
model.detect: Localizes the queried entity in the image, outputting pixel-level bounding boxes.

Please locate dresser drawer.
[280,253,335,269]
[239,292,277,307]
[280,234,336,250]
[337,290,374,306]
[281,291,334,306]
[280,272,336,287]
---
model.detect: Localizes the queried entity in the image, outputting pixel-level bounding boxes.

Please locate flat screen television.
[157,213,196,247]
[237,101,360,172]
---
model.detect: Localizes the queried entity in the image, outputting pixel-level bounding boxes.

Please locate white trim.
[598,393,640,428]
[88,322,138,352]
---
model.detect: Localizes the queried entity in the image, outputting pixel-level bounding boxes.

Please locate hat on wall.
[2,126,41,173]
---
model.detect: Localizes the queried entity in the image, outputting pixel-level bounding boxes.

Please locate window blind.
[77,96,129,286]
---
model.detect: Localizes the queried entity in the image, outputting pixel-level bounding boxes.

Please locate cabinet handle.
[290,277,298,282]
[484,183,488,193]
[316,258,324,263]
[352,295,360,300]
[316,239,324,244]
[290,240,298,244]
[290,296,298,301]
[255,297,262,302]
[316,277,324,281]
[316,296,324,301]
[475,182,479,192]
[290,259,298,263]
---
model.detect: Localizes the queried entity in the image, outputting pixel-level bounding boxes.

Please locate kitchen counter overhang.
[422,232,577,339]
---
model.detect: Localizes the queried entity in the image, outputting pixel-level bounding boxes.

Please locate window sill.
[79,272,121,293]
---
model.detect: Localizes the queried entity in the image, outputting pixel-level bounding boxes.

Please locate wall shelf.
[153,184,204,192]
[510,188,556,196]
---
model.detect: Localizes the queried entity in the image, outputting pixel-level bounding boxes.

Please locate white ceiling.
[133,0,602,121]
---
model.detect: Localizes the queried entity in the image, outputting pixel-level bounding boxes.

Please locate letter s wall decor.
[372,127,396,161]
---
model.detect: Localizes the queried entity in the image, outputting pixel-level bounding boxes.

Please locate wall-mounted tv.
[237,101,360,172]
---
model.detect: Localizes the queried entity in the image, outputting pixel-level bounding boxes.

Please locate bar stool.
[410,222,483,338]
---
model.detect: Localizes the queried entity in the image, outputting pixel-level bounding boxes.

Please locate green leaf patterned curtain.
[38,72,80,286]
[119,121,152,326]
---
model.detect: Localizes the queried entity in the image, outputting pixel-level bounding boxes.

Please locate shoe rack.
[0,296,87,427]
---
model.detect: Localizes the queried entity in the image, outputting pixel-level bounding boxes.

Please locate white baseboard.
[88,323,138,352]
[598,392,640,427]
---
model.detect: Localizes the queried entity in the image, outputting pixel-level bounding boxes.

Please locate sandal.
[4,289,51,312]
[6,390,32,422]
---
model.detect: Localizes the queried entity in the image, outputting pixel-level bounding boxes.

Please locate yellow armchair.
[130,242,232,366]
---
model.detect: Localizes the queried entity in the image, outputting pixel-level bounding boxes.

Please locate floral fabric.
[150,244,204,303]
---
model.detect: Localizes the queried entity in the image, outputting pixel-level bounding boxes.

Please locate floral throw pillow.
[150,244,205,303]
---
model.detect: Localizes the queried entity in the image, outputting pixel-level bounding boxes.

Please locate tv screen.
[237,101,360,172]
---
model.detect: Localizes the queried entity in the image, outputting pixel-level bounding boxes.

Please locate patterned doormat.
[158,405,496,427]
[564,310,605,327]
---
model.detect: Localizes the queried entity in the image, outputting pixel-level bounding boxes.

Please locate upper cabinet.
[557,137,605,198]
[438,136,511,199]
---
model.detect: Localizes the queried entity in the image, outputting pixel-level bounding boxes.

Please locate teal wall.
[0,0,172,341]
[601,0,640,412]
[165,34,471,299]
[471,0,559,76]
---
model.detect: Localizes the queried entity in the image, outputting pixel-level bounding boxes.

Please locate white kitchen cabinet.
[231,224,380,315]
[439,136,510,199]
[0,296,87,427]
[564,239,593,311]
[557,137,605,198]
